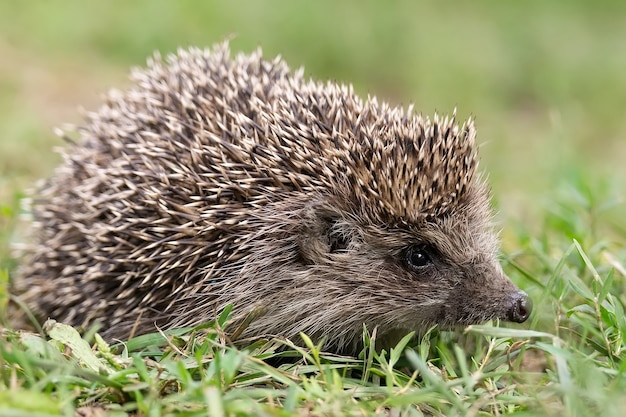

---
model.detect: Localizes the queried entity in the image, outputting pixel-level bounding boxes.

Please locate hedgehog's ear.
[298,206,350,263]
[325,217,349,253]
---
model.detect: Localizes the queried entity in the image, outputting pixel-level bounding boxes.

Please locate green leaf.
[43,319,115,374]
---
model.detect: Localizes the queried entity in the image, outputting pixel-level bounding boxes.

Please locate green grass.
[1,1,626,416]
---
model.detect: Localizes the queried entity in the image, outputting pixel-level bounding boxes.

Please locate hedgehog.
[15,44,531,354]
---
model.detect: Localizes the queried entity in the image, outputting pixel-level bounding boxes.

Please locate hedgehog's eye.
[405,245,433,270]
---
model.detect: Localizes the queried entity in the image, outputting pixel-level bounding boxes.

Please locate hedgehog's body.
[16,45,530,353]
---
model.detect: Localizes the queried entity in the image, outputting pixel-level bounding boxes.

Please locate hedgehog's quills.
[15,44,531,354]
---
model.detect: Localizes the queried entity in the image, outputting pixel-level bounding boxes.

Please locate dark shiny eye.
[405,245,432,270]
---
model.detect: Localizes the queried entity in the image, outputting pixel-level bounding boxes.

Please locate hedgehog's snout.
[506,290,532,323]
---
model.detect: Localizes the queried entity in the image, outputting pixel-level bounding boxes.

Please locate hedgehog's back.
[13,45,351,336]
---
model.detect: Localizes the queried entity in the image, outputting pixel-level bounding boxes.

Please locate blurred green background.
[1,0,625,262]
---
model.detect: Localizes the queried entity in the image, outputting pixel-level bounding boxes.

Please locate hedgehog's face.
[390,214,532,329]
[298,192,531,337]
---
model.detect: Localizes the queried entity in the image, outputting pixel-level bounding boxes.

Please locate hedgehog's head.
[288,111,531,347]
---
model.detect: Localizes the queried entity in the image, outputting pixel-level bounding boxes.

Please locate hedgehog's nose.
[507,291,532,323]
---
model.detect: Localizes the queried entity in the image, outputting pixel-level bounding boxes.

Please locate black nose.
[507,291,532,323]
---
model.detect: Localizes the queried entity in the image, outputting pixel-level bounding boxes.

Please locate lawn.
[1,1,625,416]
